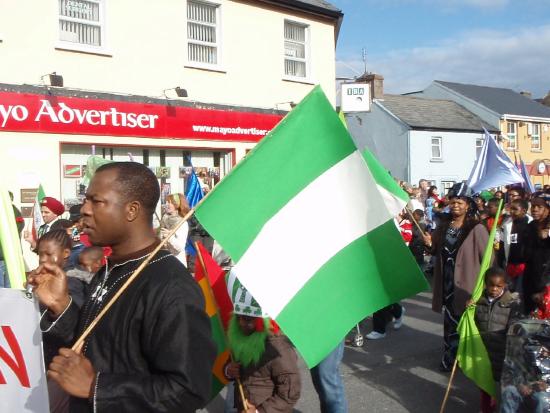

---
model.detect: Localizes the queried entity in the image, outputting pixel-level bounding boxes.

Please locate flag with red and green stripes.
[194,243,231,398]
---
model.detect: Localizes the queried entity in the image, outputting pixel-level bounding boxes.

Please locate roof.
[258,0,342,18]
[434,80,550,119]
[377,94,499,133]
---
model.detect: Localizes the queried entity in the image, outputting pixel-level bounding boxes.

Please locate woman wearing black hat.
[423,195,489,371]
[523,197,550,313]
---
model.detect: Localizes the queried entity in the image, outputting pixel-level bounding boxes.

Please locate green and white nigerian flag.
[339,110,409,216]
[196,86,429,367]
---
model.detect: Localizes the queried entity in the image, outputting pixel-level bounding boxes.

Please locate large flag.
[0,288,50,411]
[466,128,524,193]
[456,200,504,397]
[193,243,230,398]
[0,187,27,289]
[195,86,429,367]
[339,111,408,216]
[520,158,535,193]
[31,184,45,242]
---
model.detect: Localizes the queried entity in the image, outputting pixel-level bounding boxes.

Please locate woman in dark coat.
[424,194,489,371]
[523,197,550,313]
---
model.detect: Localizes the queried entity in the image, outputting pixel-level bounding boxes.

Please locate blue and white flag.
[520,159,536,193]
[466,128,524,193]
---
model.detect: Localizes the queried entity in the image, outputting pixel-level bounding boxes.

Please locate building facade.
[0,0,342,211]
[344,81,498,192]
[417,81,550,187]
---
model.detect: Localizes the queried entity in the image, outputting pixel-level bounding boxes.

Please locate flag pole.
[194,242,249,411]
[439,359,458,413]
[405,207,427,237]
[72,207,196,353]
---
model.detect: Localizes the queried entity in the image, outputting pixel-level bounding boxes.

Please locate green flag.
[195,86,428,367]
[0,186,27,289]
[456,200,504,397]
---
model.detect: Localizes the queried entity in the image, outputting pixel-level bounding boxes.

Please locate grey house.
[345,92,497,191]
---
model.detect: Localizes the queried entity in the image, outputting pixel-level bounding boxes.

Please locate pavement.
[202,291,480,412]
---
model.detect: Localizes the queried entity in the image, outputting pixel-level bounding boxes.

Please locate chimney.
[520,91,532,99]
[355,73,384,99]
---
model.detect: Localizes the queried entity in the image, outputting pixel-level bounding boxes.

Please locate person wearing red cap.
[24,196,65,250]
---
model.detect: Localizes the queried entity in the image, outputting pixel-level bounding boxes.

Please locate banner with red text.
[0,289,49,412]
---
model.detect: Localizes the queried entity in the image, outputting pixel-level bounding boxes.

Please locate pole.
[194,242,249,411]
[405,207,427,237]
[439,359,458,413]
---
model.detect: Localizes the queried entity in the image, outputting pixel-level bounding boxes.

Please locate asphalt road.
[202,291,479,412]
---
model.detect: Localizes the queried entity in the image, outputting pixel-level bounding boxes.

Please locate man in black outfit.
[28,162,216,412]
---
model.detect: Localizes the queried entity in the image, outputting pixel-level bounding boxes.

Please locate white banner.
[0,289,49,412]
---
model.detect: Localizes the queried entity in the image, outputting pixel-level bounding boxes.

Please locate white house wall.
[409,129,482,190]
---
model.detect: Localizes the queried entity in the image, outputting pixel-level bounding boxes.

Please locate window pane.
[188,43,217,65]
[59,0,102,46]
[285,23,305,42]
[60,0,99,21]
[188,22,216,43]
[285,59,306,77]
[284,41,305,59]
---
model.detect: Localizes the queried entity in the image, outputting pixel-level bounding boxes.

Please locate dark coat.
[474,291,522,380]
[523,219,550,312]
[238,335,301,413]
[431,219,489,314]
[42,247,217,413]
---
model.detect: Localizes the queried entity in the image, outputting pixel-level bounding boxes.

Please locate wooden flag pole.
[405,206,427,237]
[194,243,249,411]
[71,208,196,353]
[439,359,458,413]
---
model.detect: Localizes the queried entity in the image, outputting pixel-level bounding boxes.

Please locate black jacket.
[474,291,522,380]
[42,246,217,413]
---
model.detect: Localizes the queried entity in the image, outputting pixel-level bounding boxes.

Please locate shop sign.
[20,188,38,203]
[0,91,283,143]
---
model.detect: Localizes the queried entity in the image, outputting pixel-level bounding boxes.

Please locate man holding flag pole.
[26,161,216,412]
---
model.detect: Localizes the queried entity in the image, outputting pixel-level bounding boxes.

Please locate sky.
[330,0,550,98]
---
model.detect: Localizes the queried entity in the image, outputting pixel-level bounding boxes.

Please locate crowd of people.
[381,179,550,412]
[4,165,550,412]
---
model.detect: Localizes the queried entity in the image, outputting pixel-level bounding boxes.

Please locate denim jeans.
[0,260,10,288]
[310,341,348,413]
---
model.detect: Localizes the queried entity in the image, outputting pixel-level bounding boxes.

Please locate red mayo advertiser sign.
[0,91,283,142]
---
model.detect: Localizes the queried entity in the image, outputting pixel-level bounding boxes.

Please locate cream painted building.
[0,0,342,216]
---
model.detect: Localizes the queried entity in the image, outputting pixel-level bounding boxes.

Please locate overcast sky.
[330,0,550,98]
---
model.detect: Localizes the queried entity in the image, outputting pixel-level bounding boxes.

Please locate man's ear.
[127,201,141,222]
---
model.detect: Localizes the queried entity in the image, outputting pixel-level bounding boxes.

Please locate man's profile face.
[41,206,57,224]
[81,169,129,246]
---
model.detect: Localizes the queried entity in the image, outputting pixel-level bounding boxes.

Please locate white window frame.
[507,121,517,150]
[283,20,311,83]
[55,0,110,56]
[430,136,443,161]
[185,0,223,72]
[475,137,484,159]
[531,123,541,151]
